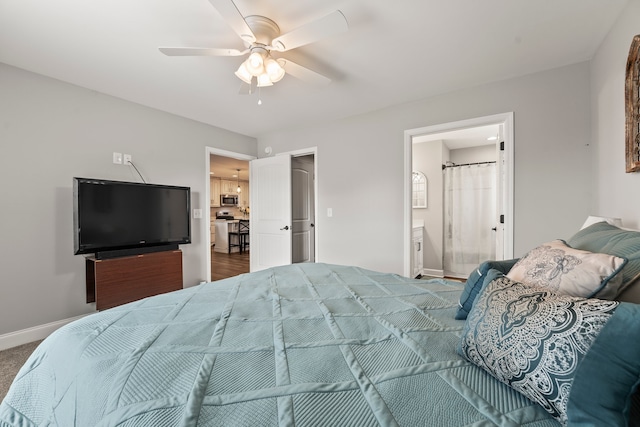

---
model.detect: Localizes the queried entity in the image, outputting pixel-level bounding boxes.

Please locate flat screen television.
[73,177,191,258]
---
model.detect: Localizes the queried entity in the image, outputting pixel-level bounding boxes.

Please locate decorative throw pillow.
[568,221,640,294]
[459,273,640,426]
[455,258,519,320]
[506,239,627,299]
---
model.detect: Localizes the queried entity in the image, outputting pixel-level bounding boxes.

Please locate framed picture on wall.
[626,34,640,173]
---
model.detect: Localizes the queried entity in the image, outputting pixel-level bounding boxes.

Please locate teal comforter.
[0,263,557,426]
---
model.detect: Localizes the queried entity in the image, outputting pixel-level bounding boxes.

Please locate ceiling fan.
[159,0,348,88]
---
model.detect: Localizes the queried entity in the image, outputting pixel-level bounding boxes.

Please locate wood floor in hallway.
[210,246,250,282]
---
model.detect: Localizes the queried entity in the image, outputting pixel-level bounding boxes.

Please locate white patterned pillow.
[506,239,627,299]
[459,275,620,425]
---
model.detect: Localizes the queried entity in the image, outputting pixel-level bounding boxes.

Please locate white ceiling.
[0,0,628,138]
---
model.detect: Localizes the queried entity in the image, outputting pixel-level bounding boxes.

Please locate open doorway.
[206,148,255,282]
[403,113,514,278]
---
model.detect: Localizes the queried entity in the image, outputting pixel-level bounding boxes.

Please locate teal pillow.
[568,222,640,293]
[459,274,640,426]
[455,259,518,320]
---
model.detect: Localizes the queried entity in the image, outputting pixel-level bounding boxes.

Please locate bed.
[1,221,639,426]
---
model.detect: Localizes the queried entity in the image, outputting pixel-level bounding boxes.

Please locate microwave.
[220,194,238,206]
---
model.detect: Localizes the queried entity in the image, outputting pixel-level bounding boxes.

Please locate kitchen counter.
[213,219,248,253]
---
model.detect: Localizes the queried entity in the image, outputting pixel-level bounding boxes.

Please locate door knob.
[280,226,290,230]
[491,227,497,231]
[310,223,315,227]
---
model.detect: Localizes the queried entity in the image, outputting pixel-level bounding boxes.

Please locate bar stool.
[228,220,250,253]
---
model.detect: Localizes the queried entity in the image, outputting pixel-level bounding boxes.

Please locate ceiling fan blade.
[159,47,248,56]
[281,59,331,86]
[208,0,256,44]
[271,10,348,52]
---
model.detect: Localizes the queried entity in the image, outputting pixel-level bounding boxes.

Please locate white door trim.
[205,147,256,281]
[403,113,514,278]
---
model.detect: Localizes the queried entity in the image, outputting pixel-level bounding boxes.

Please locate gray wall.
[258,62,593,275]
[591,0,640,228]
[0,63,256,335]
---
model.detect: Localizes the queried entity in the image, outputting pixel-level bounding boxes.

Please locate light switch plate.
[193,209,202,219]
[113,152,123,164]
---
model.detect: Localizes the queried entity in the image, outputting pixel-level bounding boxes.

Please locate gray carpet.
[0,341,42,402]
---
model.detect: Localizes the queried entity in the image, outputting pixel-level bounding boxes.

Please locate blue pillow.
[567,221,640,292]
[459,274,640,426]
[455,259,518,320]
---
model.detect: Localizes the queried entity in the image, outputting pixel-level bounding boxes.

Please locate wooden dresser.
[86,249,183,310]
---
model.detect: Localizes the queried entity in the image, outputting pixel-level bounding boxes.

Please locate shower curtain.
[443,163,496,278]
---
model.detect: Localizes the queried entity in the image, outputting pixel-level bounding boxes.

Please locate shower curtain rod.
[442,161,496,170]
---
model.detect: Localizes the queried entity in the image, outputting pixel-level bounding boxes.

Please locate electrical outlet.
[123,154,132,165]
[113,152,122,164]
[193,209,202,219]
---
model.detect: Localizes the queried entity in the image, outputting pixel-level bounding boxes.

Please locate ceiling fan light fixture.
[265,57,285,82]
[256,73,273,87]
[234,62,253,84]
[246,51,265,76]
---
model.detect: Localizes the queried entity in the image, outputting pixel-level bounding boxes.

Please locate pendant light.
[236,169,242,193]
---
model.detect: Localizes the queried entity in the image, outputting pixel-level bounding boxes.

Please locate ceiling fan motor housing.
[243,15,280,48]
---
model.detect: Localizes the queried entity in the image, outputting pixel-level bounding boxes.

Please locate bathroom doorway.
[404,113,514,278]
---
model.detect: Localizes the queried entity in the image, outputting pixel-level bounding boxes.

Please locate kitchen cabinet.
[220,179,237,194]
[238,181,250,208]
[212,178,248,207]
[412,226,424,278]
[210,178,221,207]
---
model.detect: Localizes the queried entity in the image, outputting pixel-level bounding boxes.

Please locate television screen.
[73,178,191,257]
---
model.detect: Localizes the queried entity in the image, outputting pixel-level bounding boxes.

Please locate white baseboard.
[0,314,89,351]
[422,268,444,278]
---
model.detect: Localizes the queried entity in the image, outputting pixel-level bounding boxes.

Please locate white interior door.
[250,155,292,271]
[292,156,315,263]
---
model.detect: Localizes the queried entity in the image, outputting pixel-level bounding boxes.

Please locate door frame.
[205,147,256,281]
[403,113,514,278]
